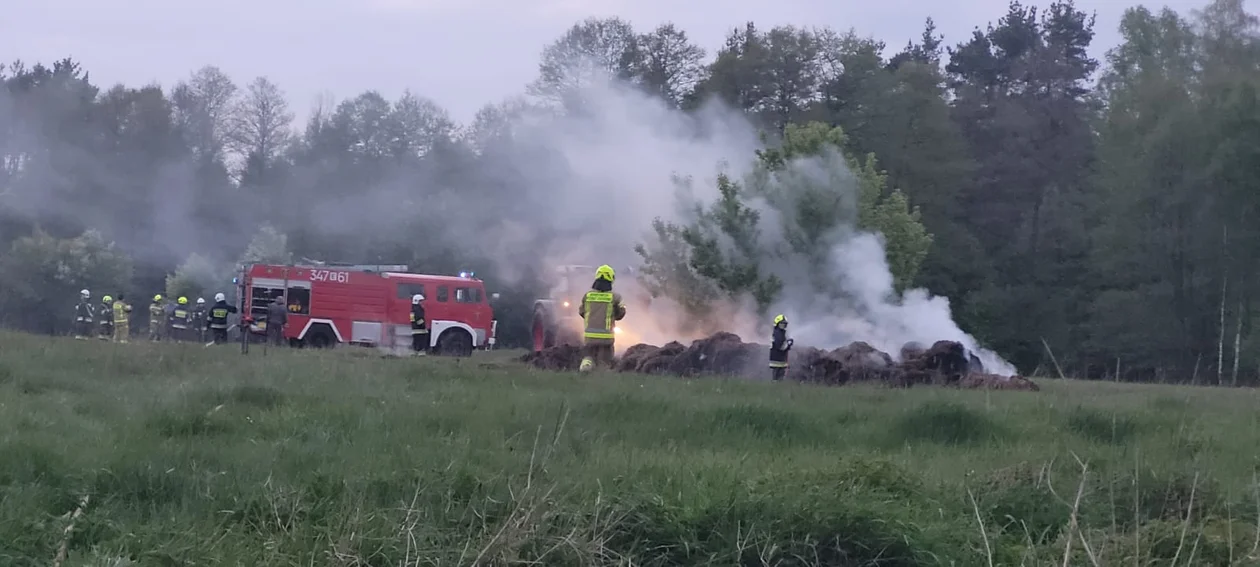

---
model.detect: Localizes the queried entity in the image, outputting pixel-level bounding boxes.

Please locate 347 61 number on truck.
[239,263,498,356]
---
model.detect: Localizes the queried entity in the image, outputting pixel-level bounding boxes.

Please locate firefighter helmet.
[80,289,90,298]
[153,294,163,302]
[196,297,205,305]
[102,295,112,303]
[595,264,615,283]
[214,293,225,302]
[773,314,787,326]
[412,294,424,304]
[178,296,188,305]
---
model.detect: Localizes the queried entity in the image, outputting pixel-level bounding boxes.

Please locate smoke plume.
[465,71,1014,373]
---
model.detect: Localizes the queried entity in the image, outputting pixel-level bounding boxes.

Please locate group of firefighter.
[574,265,794,381]
[71,266,794,373]
[72,289,239,345]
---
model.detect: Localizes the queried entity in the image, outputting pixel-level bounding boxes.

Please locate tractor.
[531,264,651,352]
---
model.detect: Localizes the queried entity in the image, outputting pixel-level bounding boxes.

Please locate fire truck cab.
[238,262,497,356]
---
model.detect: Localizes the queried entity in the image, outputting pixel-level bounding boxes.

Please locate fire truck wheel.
[532,308,556,353]
[304,326,337,349]
[437,329,474,357]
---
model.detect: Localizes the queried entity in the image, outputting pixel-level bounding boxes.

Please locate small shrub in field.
[707,403,824,443]
[887,401,1006,446]
[975,463,1069,544]
[92,459,195,508]
[1104,468,1225,528]
[1150,395,1191,412]
[194,384,285,410]
[229,385,285,409]
[770,456,924,498]
[145,410,234,438]
[1065,407,1137,444]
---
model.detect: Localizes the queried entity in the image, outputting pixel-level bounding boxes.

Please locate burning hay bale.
[520,333,1039,391]
[518,343,582,371]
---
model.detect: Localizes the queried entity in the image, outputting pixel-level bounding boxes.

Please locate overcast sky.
[2,0,1210,125]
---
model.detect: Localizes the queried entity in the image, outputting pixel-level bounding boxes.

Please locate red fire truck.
[236,262,498,356]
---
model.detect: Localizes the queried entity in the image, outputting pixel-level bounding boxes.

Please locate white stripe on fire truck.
[251,278,312,289]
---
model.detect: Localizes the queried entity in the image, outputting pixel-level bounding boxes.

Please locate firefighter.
[410,293,428,355]
[148,294,166,341]
[578,264,626,373]
[769,314,793,381]
[112,293,132,343]
[266,295,287,347]
[74,289,95,340]
[192,298,207,342]
[98,295,114,340]
[206,292,237,344]
[169,296,191,342]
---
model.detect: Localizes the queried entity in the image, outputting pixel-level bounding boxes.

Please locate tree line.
[2,0,1258,384]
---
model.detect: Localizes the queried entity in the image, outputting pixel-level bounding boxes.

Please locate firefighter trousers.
[581,342,615,370]
[113,321,130,343]
[74,321,92,338]
[149,322,163,341]
[771,367,787,381]
[412,331,429,353]
[99,323,113,340]
[210,327,228,344]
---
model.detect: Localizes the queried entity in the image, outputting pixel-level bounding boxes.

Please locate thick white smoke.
[483,71,1015,374]
[771,232,1017,376]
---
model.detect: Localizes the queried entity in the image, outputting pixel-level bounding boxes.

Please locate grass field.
[2,331,1260,566]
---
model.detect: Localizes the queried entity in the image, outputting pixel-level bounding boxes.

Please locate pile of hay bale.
[519,332,1038,391]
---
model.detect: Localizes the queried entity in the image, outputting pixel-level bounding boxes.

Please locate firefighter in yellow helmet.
[112,293,132,343]
[148,294,166,341]
[169,296,191,342]
[769,314,793,381]
[578,264,626,373]
[98,295,114,340]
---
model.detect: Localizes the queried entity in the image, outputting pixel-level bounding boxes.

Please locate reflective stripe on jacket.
[209,306,231,329]
[582,291,615,341]
[75,302,94,323]
[113,302,129,324]
[171,308,189,329]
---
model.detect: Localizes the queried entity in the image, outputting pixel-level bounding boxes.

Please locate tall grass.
[0,331,1258,565]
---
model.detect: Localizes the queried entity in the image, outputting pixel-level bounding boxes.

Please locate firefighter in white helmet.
[578,264,626,373]
[410,293,429,355]
[192,298,207,342]
[206,292,237,344]
[74,289,95,340]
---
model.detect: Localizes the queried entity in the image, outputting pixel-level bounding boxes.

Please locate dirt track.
[519,332,1039,391]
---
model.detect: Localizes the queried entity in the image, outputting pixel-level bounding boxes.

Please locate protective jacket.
[99,302,114,330]
[113,300,131,324]
[170,305,190,330]
[770,326,791,368]
[410,303,427,333]
[207,301,237,330]
[75,301,95,323]
[578,279,625,345]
